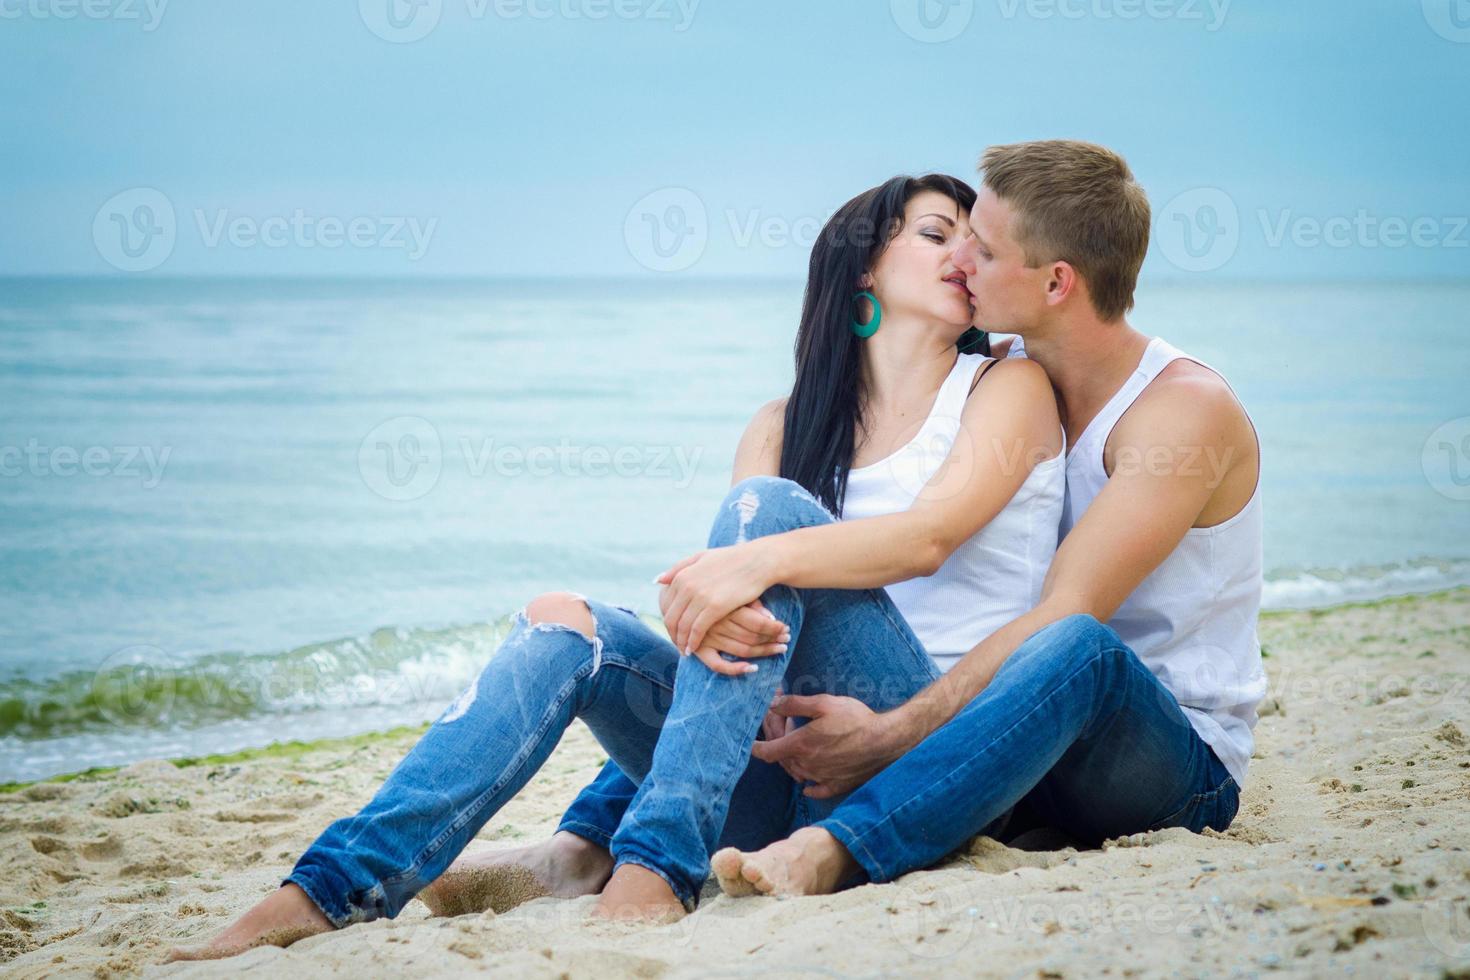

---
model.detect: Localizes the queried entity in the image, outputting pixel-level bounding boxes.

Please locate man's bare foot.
[163,883,334,962]
[591,863,686,921]
[712,827,858,898]
[418,830,614,917]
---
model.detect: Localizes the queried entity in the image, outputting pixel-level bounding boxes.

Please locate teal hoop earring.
[850,291,881,338]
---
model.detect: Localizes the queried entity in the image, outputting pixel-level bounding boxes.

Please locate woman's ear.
[857,273,873,290]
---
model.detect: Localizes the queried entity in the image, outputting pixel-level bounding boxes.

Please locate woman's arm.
[757,359,1058,588]
[661,359,1062,654]
[731,396,786,483]
[654,397,792,675]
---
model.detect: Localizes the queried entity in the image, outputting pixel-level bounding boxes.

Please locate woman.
[167,174,1064,960]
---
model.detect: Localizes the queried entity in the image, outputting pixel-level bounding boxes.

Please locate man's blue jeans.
[285,476,942,923]
[560,618,1241,885]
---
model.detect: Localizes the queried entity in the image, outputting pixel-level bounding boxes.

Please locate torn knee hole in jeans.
[733,488,761,543]
[520,591,605,676]
[439,595,605,726]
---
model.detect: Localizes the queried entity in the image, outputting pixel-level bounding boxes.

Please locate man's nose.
[953,235,977,274]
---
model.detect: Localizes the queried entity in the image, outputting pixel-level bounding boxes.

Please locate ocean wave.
[1263,557,1470,610]
[3,562,1465,752]
[0,619,518,742]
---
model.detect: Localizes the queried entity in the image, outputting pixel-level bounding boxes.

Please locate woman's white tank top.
[838,353,1066,673]
[1058,336,1267,785]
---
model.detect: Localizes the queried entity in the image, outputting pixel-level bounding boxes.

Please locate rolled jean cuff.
[283,870,354,930]
[612,853,698,911]
[815,817,894,885]
[557,819,615,851]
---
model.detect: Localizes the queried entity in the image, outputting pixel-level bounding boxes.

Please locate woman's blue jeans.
[285,476,943,922]
[560,605,1241,886]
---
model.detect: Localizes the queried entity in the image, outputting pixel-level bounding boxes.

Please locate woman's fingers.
[704,628,788,659]
[692,647,758,677]
[663,590,694,652]
[706,626,768,659]
[731,604,790,640]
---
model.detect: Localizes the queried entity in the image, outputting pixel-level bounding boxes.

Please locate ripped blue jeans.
[284,476,942,923]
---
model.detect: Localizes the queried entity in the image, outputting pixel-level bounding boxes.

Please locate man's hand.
[749,694,905,798]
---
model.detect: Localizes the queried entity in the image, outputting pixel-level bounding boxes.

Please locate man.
[420,139,1265,907]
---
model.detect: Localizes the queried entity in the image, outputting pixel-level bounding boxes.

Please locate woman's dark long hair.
[779,174,985,516]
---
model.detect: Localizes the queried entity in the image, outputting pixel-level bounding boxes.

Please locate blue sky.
[2,0,1467,279]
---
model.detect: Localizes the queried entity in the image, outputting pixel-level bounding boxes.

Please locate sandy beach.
[3,588,1468,978]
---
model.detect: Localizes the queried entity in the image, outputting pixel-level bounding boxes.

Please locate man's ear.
[1045,261,1079,307]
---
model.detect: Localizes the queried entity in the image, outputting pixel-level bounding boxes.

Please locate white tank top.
[1059,336,1266,785]
[839,353,1066,673]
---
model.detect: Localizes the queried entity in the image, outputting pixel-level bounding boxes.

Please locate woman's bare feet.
[418,831,614,917]
[591,863,686,921]
[712,827,858,898]
[163,883,334,962]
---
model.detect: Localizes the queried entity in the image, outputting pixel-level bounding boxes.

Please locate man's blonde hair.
[979,140,1150,322]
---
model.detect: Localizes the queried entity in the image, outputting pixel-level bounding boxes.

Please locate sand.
[3,589,1469,978]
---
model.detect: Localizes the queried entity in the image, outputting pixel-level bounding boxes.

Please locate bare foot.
[713,827,858,898]
[591,863,686,921]
[710,847,758,897]
[164,883,334,962]
[418,831,613,917]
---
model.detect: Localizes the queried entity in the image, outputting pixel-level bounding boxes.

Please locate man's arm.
[884,366,1256,753]
[756,365,1258,795]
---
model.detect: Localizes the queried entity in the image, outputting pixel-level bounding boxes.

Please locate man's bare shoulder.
[1123,357,1251,443]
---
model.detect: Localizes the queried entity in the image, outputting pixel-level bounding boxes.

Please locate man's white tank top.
[838,353,1066,674]
[1057,336,1267,785]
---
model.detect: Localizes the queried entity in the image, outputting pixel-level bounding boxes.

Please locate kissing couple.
[169,139,1265,961]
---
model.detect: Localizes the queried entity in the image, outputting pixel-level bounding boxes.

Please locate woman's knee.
[524,591,596,640]
[716,476,835,543]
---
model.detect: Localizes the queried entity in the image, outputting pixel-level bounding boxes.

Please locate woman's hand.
[659,595,791,678]
[656,542,780,655]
